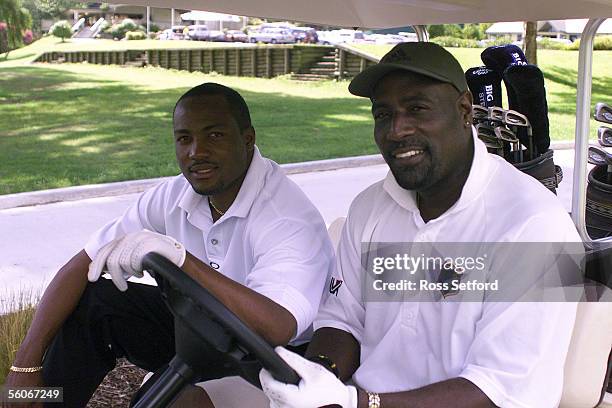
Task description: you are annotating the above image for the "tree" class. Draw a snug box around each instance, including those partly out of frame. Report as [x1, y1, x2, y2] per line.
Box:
[524, 21, 537, 65]
[21, 0, 78, 33]
[49, 19, 71, 42]
[0, 0, 32, 56]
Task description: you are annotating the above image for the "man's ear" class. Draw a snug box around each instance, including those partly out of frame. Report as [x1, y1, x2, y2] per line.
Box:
[457, 90, 473, 126]
[243, 126, 256, 151]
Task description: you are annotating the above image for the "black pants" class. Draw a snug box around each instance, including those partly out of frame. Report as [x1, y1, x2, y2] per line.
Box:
[42, 279, 176, 407]
[42, 279, 308, 407]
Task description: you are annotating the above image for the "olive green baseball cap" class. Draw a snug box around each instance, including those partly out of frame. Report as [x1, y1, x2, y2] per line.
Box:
[348, 42, 468, 97]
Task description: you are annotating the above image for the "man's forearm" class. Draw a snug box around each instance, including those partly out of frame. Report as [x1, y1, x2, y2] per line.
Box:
[13, 250, 91, 367]
[181, 253, 297, 346]
[305, 327, 361, 381]
[357, 378, 496, 408]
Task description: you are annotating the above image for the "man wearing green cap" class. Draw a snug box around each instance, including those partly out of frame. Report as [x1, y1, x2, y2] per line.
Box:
[258, 42, 580, 408]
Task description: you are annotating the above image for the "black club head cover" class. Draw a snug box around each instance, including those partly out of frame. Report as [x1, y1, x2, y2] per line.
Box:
[465, 66, 503, 108]
[481, 44, 528, 73]
[480, 44, 528, 123]
[503, 64, 550, 155]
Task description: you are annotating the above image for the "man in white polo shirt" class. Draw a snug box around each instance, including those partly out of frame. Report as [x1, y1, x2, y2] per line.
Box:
[6, 83, 334, 407]
[259, 43, 580, 408]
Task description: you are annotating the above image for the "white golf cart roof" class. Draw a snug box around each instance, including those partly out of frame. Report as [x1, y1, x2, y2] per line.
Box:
[118, 0, 611, 249]
[116, 0, 611, 28]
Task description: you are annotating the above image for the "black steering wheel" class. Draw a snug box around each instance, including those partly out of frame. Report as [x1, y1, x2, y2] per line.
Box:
[132, 252, 300, 408]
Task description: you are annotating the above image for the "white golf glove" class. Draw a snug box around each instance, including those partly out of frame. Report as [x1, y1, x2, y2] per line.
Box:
[259, 346, 358, 408]
[88, 230, 186, 291]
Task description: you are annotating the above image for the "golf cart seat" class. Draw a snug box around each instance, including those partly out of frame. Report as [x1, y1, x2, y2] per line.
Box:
[560, 246, 612, 407]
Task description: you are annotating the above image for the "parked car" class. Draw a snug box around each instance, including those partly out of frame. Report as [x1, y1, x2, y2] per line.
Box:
[366, 33, 408, 44]
[248, 27, 296, 44]
[224, 30, 248, 42]
[208, 30, 226, 42]
[317, 29, 371, 45]
[291, 27, 318, 43]
[186, 24, 209, 41]
[158, 25, 186, 40]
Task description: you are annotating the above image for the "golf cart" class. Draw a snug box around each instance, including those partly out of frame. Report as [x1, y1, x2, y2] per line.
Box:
[101, 0, 612, 406]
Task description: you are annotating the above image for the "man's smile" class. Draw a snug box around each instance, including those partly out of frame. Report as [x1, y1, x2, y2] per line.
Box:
[188, 163, 219, 179]
[389, 146, 428, 166]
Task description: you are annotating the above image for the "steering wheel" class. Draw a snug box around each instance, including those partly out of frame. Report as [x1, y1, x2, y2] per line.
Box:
[132, 252, 300, 408]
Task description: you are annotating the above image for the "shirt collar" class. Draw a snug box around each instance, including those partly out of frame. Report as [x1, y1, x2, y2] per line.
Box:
[383, 127, 494, 219]
[178, 145, 269, 220]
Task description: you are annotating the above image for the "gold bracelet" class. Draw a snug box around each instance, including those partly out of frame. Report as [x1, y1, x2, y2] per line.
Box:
[367, 391, 381, 408]
[10, 365, 43, 373]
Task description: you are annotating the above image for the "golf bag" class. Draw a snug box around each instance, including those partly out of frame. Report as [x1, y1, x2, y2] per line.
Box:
[513, 148, 563, 194]
[586, 165, 612, 239]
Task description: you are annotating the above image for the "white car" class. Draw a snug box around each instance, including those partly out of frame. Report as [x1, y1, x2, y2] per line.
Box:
[187, 25, 210, 41]
[248, 27, 296, 44]
[317, 29, 371, 45]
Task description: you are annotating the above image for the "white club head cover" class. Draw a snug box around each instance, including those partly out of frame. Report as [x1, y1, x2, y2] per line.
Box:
[259, 346, 358, 408]
[88, 230, 186, 292]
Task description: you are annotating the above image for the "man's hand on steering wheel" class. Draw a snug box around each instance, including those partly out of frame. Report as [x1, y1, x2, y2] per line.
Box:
[88, 230, 187, 291]
[260, 346, 358, 408]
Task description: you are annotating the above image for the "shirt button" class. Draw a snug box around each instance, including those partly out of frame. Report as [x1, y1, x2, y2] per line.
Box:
[211, 238, 218, 245]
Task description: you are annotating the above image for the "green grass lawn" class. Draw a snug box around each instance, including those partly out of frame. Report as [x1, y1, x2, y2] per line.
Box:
[0, 39, 610, 194]
[0, 61, 376, 194]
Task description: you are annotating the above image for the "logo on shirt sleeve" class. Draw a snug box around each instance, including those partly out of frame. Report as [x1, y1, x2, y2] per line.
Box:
[329, 277, 343, 296]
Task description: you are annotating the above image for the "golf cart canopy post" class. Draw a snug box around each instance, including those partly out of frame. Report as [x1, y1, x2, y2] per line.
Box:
[110, 1, 611, 249]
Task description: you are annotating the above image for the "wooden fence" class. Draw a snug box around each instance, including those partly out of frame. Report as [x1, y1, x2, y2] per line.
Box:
[34, 44, 380, 79]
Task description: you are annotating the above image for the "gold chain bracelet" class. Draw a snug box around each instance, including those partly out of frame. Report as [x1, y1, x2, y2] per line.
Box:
[367, 391, 381, 408]
[10, 365, 43, 373]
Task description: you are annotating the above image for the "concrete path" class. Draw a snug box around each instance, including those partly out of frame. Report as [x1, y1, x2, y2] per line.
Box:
[0, 149, 577, 297]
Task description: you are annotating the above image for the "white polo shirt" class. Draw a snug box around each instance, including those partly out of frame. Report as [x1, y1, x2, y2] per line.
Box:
[314, 131, 580, 407]
[85, 147, 334, 343]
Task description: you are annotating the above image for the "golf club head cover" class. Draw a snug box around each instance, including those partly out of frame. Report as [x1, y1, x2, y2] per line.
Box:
[465, 66, 503, 108]
[481, 44, 528, 114]
[481, 44, 528, 73]
[503, 64, 550, 155]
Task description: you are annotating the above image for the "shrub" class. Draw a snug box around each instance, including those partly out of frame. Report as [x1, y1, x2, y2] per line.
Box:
[149, 23, 160, 33]
[567, 35, 612, 51]
[49, 20, 72, 42]
[125, 30, 146, 40]
[109, 18, 143, 40]
[99, 20, 111, 33]
[482, 36, 515, 47]
[536, 38, 569, 50]
[431, 36, 480, 48]
[22, 29, 33, 44]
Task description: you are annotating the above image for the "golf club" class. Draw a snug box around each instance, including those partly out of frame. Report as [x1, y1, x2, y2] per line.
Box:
[594, 102, 612, 124]
[598, 126, 612, 147]
[472, 105, 489, 122]
[502, 109, 533, 161]
[476, 123, 504, 156]
[495, 126, 522, 162]
[488, 106, 505, 122]
[588, 145, 612, 184]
